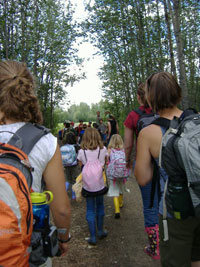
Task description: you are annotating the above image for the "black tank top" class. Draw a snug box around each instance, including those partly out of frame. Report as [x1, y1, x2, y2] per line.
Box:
[110, 119, 117, 136]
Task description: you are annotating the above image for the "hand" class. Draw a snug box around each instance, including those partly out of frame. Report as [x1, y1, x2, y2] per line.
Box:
[59, 242, 69, 257]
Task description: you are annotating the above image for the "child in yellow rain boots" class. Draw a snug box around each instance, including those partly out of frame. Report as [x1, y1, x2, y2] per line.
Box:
[113, 194, 124, 218]
[106, 134, 130, 218]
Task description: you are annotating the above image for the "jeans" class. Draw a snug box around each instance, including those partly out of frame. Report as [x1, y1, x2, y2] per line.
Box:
[139, 182, 159, 227]
[133, 160, 159, 227]
[86, 195, 105, 221]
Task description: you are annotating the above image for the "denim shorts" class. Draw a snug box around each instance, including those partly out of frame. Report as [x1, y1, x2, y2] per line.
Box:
[159, 215, 200, 267]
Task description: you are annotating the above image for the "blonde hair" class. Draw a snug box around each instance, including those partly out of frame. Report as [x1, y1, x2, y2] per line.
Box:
[81, 127, 104, 150]
[108, 134, 124, 149]
[0, 60, 43, 124]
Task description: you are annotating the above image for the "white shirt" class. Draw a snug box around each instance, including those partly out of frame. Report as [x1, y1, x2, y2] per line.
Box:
[0, 122, 57, 192]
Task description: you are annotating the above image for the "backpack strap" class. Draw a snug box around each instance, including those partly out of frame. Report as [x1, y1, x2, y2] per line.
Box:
[149, 158, 160, 208]
[84, 150, 87, 161]
[8, 123, 50, 155]
[134, 108, 146, 116]
[151, 117, 170, 128]
[84, 148, 101, 162]
[149, 117, 170, 209]
[97, 148, 101, 159]
[179, 108, 198, 121]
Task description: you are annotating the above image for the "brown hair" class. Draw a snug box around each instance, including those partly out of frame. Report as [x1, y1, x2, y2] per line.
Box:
[107, 134, 124, 149]
[145, 72, 182, 112]
[80, 127, 104, 150]
[0, 60, 43, 124]
[62, 131, 76, 145]
[137, 83, 149, 108]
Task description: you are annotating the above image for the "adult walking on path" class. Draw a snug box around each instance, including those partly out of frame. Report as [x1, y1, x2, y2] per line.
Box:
[134, 72, 200, 267]
[0, 60, 71, 266]
[106, 114, 119, 145]
[124, 83, 160, 260]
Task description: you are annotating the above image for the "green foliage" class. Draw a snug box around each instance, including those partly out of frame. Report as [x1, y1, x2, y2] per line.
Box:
[0, 0, 84, 129]
[1, 0, 199, 134]
[55, 101, 107, 124]
[84, 0, 200, 113]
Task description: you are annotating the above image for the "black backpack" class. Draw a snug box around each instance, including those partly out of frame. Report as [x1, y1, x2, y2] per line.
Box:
[134, 108, 159, 137]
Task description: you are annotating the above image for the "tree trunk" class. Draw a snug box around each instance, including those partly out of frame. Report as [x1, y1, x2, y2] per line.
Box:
[163, 0, 177, 78]
[168, 0, 188, 108]
[3, 0, 9, 59]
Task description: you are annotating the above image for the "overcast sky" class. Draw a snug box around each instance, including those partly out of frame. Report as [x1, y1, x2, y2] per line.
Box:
[65, 0, 103, 108]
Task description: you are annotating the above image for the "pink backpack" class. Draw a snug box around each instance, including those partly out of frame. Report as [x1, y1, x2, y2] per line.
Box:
[82, 149, 105, 192]
[106, 148, 130, 179]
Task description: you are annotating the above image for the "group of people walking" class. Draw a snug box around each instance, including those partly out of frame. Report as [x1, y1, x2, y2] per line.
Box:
[60, 112, 129, 247]
[0, 58, 199, 267]
[59, 111, 119, 146]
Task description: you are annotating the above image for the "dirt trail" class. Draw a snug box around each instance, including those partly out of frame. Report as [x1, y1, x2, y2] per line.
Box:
[53, 176, 162, 267]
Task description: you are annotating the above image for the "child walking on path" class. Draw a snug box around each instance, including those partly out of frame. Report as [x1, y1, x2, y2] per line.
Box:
[106, 134, 130, 219]
[60, 132, 80, 200]
[77, 127, 108, 245]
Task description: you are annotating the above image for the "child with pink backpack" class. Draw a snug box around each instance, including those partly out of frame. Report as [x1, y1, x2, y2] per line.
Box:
[77, 127, 108, 245]
[106, 134, 130, 219]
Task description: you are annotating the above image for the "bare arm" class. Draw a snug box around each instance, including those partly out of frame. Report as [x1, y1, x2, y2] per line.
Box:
[106, 148, 111, 165]
[107, 121, 111, 140]
[124, 126, 134, 169]
[116, 122, 119, 134]
[78, 159, 83, 169]
[43, 144, 71, 255]
[134, 129, 153, 186]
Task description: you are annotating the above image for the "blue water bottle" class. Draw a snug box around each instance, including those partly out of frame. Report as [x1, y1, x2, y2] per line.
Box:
[30, 191, 53, 230]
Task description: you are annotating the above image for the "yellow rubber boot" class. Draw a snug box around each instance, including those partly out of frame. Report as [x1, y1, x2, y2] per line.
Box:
[119, 194, 123, 208]
[113, 197, 120, 219]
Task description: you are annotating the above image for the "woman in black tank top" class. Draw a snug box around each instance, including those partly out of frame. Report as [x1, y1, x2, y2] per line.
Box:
[107, 114, 119, 145]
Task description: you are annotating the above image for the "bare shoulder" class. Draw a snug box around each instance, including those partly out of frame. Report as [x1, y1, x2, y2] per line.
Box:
[139, 124, 162, 139]
[139, 124, 162, 158]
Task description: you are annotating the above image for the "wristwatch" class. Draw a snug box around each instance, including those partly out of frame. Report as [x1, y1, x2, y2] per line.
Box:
[58, 233, 71, 243]
[57, 228, 67, 235]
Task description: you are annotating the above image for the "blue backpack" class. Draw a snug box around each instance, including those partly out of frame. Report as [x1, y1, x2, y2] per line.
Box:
[60, 144, 77, 166]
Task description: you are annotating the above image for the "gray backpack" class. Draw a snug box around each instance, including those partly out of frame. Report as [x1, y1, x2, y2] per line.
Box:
[159, 109, 200, 225]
